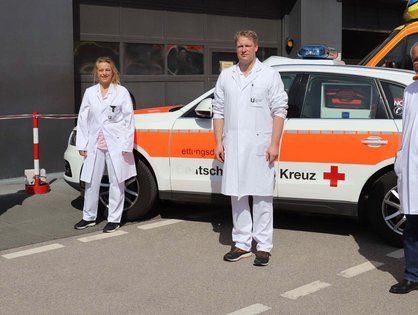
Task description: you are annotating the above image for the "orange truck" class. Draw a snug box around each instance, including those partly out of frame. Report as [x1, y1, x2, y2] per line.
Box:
[360, 0, 418, 70]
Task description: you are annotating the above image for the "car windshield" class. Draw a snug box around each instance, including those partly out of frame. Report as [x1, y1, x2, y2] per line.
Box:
[358, 29, 400, 65]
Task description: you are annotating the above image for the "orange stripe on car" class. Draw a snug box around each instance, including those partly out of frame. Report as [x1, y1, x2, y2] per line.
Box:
[135, 129, 216, 159]
[279, 130, 398, 164]
[134, 105, 182, 115]
[170, 130, 215, 158]
[135, 130, 171, 157]
[135, 129, 398, 165]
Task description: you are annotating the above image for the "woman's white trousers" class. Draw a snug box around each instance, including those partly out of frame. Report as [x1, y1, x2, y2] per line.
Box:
[83, 149, 125, 223]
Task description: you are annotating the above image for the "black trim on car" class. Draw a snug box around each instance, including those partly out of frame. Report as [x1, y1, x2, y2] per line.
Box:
[160, 191, 357, 217]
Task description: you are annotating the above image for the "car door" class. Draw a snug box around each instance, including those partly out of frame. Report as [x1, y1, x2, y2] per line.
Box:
[277, 73, 400, 212]
[169, 96, 220, 194]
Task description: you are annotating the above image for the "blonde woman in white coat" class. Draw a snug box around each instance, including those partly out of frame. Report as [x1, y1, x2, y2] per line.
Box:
[74, 57, 137, 233]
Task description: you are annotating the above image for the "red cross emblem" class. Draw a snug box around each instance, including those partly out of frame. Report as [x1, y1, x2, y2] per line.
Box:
[323, 166, 345, 187]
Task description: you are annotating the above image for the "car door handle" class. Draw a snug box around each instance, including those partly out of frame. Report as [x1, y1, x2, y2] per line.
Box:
[361, 136, 388, 147]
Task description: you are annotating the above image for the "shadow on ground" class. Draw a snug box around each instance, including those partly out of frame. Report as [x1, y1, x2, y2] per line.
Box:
[0, 190, 33, 216]
[154, 201, 403, 283]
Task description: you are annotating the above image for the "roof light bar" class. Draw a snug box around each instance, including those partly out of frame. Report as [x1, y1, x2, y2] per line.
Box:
[297, 45, 338, 60]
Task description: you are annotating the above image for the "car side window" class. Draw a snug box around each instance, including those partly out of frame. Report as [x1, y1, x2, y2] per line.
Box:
[301, 74, 387, 119]
[377, 34, 418, 70]
[403, 34, 418, 70]
[380, 81, 404, 118]
[377, 39, 405, 69]
[280, 73, 297, 94]
[184, 72, 297, 119]
[279, 72, 301, 118]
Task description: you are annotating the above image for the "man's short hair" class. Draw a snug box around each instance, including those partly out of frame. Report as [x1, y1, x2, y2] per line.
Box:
[234, 30, 259, 46]
[410, 42, 418, 59]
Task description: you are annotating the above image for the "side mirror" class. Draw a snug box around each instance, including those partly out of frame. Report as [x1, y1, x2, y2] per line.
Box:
[195, 98, 213, 118]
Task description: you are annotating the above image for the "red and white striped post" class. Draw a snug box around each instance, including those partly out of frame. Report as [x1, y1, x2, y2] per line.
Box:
[25, 112, 49, 194]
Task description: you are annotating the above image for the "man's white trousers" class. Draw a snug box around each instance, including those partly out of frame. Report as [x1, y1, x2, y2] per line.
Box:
[83, 149, 125, 223]
[231, 195, 273, 252]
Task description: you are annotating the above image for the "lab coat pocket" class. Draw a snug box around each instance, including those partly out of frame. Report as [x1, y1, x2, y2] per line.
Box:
[251, 101, 268, 134]
[252, 86, 266, 105]
[255, 134, 269, 156]
[250, 102, 263, 108]
[107, 104, 122, 122]
[251, 86, 268, 133]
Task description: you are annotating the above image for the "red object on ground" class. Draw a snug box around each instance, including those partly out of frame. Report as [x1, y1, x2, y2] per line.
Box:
[25, 112, 50, 194]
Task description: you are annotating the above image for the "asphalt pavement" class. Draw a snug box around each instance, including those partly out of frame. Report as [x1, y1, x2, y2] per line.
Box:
[0, 173, 218, 251]
[3, 173, 418, 314]
[1, 182, 417, 314]
[0, 173, 114, 251]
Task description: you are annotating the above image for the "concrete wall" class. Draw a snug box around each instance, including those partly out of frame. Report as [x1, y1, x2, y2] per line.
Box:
[301, 0, 342, 51]
[77, 5, 281, 108]
[282, 0, 302, 58]
[282, 0, 342, 58]
[0, 0, 384, 181]
[0, 0, 75, 179]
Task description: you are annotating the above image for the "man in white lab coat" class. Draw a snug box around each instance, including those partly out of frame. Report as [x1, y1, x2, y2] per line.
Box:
[213, 30, 288, 266]
[390, 42, 418, 293]
[75, 57, 137, 233]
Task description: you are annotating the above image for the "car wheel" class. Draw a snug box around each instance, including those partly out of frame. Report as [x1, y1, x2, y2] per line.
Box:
[367, 170, 405, 246]
[99, 159, 157, 221]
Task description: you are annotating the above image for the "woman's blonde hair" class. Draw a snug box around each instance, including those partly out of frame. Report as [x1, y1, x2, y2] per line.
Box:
[93, 57, 120, 85]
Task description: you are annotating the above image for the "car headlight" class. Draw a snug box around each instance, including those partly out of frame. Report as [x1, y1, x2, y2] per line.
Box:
[69, 130, 77, 146]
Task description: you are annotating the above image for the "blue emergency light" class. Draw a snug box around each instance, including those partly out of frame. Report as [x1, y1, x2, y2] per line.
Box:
[297, 45, 338, 59]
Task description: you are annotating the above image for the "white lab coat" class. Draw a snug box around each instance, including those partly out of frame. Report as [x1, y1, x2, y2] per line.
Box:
[76, 83, 137, 184]
[395, 80, 418, 215]
[212, 59, 288, 197]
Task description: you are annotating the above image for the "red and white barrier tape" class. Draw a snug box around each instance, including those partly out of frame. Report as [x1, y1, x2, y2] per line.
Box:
[38, 114, 78, 119]
[0, 114, 33, 120]
[0, 112, 79, 194]
[0, 113, 78, 120]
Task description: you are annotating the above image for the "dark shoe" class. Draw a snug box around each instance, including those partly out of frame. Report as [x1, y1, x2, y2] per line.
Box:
[389, 279, 418, 294]
[223, 246, 251, 262]
[103, 222, 120, 233]
[74, 219, 96, 230]
[254, 251, 271, 266]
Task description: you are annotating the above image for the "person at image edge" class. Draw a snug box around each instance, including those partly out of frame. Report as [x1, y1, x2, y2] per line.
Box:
[390, 42, 418, 294]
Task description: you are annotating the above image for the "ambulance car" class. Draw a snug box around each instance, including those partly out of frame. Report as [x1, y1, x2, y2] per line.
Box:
[360, 0, 418, 70]
[64, 48, 413, 246]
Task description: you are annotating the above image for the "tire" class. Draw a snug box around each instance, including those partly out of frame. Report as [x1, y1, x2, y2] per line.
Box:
[367, 170, 405, 247]
[98, 158, 157, 221]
